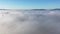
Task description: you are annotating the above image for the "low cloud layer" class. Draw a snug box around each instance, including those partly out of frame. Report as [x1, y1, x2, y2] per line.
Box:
[0, 10, 60, 34]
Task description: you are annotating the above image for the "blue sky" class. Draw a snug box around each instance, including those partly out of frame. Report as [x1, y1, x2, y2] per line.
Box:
[0, 0, 60, 9]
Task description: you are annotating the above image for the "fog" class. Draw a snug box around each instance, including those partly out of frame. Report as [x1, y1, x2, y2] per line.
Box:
[0, 10, 60, 34]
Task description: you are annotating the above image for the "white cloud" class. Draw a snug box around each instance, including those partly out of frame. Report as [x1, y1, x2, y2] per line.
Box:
[0, 10, 60, 34]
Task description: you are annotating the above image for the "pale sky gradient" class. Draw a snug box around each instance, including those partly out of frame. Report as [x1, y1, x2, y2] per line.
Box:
[0, 0, 60, 9]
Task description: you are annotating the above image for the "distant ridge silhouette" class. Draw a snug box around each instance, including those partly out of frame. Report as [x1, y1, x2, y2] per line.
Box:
[0, 8, 60, 11]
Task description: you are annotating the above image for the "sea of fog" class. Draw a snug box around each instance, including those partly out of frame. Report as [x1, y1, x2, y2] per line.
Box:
[0, 10, 60, 34]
